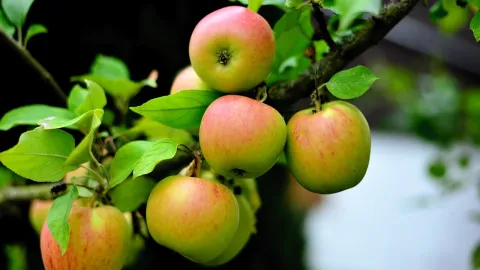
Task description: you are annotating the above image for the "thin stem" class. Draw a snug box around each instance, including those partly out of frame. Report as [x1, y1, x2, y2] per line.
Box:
[0, 29, 67, 101]
[17, 26, 22, 46]
[80, 164, 104, 185]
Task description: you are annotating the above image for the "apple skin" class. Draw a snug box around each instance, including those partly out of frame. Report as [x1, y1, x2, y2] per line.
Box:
[40, 205, 131, 270]
[285, 100, 371, 194]
[170, 65, 211, 95]
[29, 200, 53, 234]
[200, 95, 287, 179]
[203, 194, 256, 266]
[146, 175, 239, 263]
[189, 6, 276, 93]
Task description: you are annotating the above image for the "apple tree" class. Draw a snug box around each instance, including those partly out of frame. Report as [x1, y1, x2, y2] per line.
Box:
[0, 0, 479, 269]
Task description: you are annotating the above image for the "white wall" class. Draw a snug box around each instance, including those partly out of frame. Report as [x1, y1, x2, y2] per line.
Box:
[305, 132, 480, 270]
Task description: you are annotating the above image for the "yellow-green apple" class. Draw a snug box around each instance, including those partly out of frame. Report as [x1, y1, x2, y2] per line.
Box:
[40, 205, 131, 270]
[285, 100, 371, 194]
[29, 200, 53, 234]
[203, 194, 256, 266]
[189, 6, 276, 93]
[170, 65, 211, 94]
[236, 178, 261, 213]
[199, 95, 287, 179]
[146, 175, 239, 263]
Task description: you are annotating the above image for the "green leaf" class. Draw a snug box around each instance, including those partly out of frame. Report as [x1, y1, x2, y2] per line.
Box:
[38, 109, 103, 133]
[108, 176, 156, 212]
[472, 241, 480, 269]
[229, 0, 286, 9]
[0, 128, 76, 182]
[334, 0, 381, 31]
[24, 24, 47, 45]
[0, 9, 15, 36]
[130, 90, 223, 129]
[248, 0, 264, 12]
[267, 8, 313, 85]
[0, 165, 14, 189]
[108, 140, 154, 189]
[126, 117, 194, 145]
[458, 154, 470, 168]
[67, 85, 88, 114]
[1, 0, 35, 27]
[428, 160, 447, 178]
[64, 110, 103, 166]
[285, 0, 306, 9]
[325, 65, 378, 99]
[46, 185, 79, 255]
[71, 74, 157, 100]
[90, 54, 130, 79]
[72, 80, 107, 116]
[5, 244, 27, 270]
[429, 1, 449, 21]
[471, 11, 480, 41]
[0, 104, 76, 131]
[132, 139, 178, 179]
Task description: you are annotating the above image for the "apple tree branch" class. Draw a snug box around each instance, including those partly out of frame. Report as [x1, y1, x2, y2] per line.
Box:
[266, 0, 420, 108]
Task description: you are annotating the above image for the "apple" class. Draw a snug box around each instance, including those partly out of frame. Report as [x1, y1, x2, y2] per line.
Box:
[285, 100, 371, 194]
[199, 95, 287, 179]
[40, 204, 131, 270]
[235, 178, 261, 213]
[189, 6, 276, 93]
[203, 194, 256, 266]
[170, 65, 211, 95]
[146, 175, 239, 263]
[286, 172, 322, 211]
[29, 199, 53, 234]
[29, 199, 89, 235]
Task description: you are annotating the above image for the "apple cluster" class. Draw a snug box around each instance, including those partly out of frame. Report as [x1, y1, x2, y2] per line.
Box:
[145, 4, 371, 267]
[32, 5, 371, 269]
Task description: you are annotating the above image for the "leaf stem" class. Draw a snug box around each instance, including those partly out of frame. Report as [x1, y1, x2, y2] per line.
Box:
[0, 29, 67, 101]
[79, 164, 104, 185]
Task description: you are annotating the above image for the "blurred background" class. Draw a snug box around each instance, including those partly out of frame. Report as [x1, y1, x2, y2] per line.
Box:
[0, 0, 480, 269]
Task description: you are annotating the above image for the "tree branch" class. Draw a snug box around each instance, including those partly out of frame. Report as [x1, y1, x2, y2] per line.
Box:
[0, 29, 67, 101]
[266, 0, 420, 108]
[0, 183, 64, 205]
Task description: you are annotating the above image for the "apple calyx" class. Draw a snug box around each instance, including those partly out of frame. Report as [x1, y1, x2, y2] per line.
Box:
[217, 49, 232, 66]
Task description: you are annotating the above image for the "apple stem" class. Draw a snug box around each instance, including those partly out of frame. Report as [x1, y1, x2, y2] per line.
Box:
[192, 150, 204, 178]
[255, 84, 268, 103]
[311, 83, 326, 113]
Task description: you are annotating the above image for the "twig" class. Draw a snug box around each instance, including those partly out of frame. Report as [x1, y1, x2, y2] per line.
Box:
[0, 29, 67, 101]
[311, 4, 337, 52]
[266, 0, 420, 107]
[0, 183, 64, 205]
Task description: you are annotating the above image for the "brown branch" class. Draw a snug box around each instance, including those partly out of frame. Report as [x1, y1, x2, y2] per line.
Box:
[0, 29, 67, 101]
[266, 0, 420, 108]
[0, 182, 65, 205]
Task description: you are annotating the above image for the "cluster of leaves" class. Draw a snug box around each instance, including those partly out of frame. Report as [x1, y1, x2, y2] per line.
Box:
[429, 0, 480, 41]
[0, 0, 47, 47]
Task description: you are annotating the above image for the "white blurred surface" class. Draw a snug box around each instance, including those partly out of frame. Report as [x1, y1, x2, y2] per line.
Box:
[304, 132, 480, 270]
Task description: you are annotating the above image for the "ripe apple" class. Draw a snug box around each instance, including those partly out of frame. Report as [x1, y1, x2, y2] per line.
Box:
[170, 65, 211, 95]
[235, 178, 261, 213]
[29, 199, 89, 235]
[29, 199, 53, 234]
[199, 95, 287, 179]
[204, 194, 256, 266]
[285, 100, 371, 194]
[146, 175, 239, 263]
[189, 6, 276, 93]
[40, 204, 131, 270]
